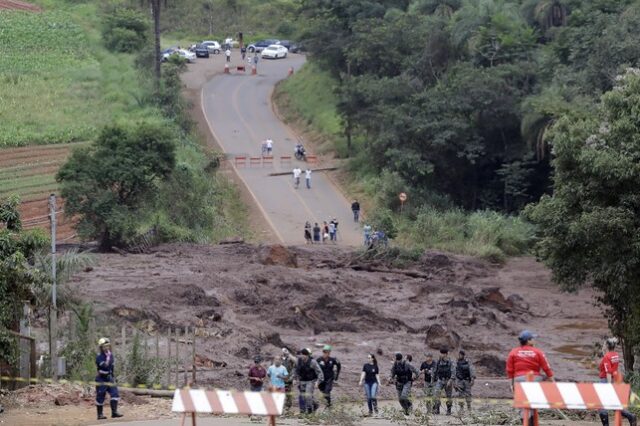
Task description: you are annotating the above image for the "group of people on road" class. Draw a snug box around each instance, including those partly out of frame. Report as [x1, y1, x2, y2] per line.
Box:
[292, 166, 312, 189]
[304, 219, 340, 243]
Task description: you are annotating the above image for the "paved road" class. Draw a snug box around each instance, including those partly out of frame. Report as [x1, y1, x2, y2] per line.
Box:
[201, 54, 362, 246]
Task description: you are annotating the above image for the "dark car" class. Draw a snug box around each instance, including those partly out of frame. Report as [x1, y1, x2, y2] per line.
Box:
[194, 43, 210, 58]
[247, 39, 279, 53]
[278, 40, 303, 53]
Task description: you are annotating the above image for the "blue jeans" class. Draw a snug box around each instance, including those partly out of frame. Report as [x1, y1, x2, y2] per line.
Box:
[364, 382, 378, 413]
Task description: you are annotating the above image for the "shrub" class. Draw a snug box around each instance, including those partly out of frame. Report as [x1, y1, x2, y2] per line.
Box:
[102, 8, 149, 53]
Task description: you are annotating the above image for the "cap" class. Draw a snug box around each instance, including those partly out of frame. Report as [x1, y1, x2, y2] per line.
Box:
[300, 348, 310, 356]
[322, 344, 332, 352]
[98, 337, 110, 346]
[519, 330, 537, 341]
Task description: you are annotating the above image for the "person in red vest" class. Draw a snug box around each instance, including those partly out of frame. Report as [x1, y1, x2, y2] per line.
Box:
[598, 338, 637, 426]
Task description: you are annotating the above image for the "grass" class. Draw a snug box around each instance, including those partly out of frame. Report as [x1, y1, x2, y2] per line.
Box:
[0, 4, 157, 147]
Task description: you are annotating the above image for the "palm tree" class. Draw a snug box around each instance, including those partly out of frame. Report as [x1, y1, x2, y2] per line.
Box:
[521, 0, 569, 32]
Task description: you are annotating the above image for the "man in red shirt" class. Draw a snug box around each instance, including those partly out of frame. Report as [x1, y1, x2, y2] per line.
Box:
[249, 356, 267, 392]
[506, 330, 554, 388]
[598, 338, 637, 426]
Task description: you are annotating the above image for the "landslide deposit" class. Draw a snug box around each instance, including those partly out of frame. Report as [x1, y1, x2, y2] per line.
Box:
[70, 243, 607, 400]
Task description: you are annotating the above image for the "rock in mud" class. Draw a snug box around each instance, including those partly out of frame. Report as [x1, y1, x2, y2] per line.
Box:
[474, 354, 505, 376]
[258, 245, 298, 267]
[475, 287, 514, 313]
[424, 324, 461, 350]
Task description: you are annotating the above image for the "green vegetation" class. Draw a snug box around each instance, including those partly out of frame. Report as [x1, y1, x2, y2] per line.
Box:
[0, 6, 158, 147]
[525, 70, 640, 372]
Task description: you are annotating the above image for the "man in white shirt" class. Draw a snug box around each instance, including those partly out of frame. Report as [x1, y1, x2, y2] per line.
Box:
[293, 167, 302, 189]
[225, 48, 231, 62]
[305, 169, 312, 189]
[266, 139, 273, 155]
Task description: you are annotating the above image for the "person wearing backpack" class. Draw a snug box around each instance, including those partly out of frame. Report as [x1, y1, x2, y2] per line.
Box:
[389, 352, 418, 415]
[294, 348, 324, 415]
[454, 350, 476, 411]
[432, 347, 454, 415]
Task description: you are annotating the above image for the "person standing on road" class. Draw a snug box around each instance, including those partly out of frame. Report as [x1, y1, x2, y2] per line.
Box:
[292, 167, 302, 189]
[454, 350, 476, 411]
[266, 138, 273, 156]
[328, 221, 336, 243]
[95, 338, 123, 420]
[389, 352, 418, 415]
[261, 140, 267, 157]
[249, 356, 267, 392]
[225, 48, 231, 62]
[359, 354, 381, 416]
[420, 353, 436, 413]
[351, 200, 361, 222]
[363, 223, 372, 246]
[598, 338, 637, 426]
[305, 168, 312, 189]
[267, 356, 289, 393]
[294, 348, 324, 415]
[304, 221, 312, 244]
[312, 222, 321, 243]
[281, 348, 297, 413]
[322, 221, 329, 243]
[330, 218, 339, 241]
[317, 345, 341, 409]
[241, 46, 247, 60]
[433, 347, 454, 416]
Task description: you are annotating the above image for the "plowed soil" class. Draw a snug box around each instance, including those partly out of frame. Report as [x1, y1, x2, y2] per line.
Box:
[68, 243, 607, 401]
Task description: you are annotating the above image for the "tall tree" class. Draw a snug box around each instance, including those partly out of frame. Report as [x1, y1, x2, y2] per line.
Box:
[525, 69, 640, 370]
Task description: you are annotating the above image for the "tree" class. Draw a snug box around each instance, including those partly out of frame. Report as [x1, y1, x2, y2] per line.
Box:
[525, 69, 640, 371]
[102, 8, 149, 53]
[57, 122, 176, 250]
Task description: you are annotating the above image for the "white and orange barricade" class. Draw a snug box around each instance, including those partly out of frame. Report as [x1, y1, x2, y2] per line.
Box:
[172, 388, 285, 425]
[514, 381, 631, 426]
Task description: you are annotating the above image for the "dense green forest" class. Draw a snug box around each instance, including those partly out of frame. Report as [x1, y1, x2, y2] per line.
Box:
[297, 0, 640, 214]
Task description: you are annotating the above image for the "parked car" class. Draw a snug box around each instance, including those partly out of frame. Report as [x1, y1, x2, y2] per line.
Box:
[202, 40, 221, 54]
[163, 49, 196, 63]
[277, 40, 304, 54]
[194, 43, 210, 58]
[261, 44, 288, 59]
[247, 39, 279, 53]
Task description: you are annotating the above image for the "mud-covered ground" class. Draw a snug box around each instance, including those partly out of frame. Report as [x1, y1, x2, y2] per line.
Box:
[67, 243, 606, 400]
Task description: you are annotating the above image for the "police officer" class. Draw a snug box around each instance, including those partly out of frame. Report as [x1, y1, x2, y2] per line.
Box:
[432, 347, 454, 415]
[598, 338, 637, 426]
[95, 338, 123, 420]
[454, 350, 476, 411]
[419, 353, 436, 412]
[389, 352, 419, 415]
[294, 348, 324, 415]
[281, 348, 297, 413]
[317, 345, 341, 408]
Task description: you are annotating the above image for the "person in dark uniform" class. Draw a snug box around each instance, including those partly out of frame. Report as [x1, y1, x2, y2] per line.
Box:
[433, 347, 454, 415]
[317, 345, 341, 408]
[281, 348, 297, 413]
[420, 353, 436, 413]
[389, 352, 419, 415]
[294, 348, 324, 414]
[95, 338, 123, 420]
[454, 350, 476, 411]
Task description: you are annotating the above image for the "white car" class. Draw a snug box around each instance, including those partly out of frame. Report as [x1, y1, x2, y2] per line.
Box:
[261, 44, 288, 59]
[164, 49, 196, 63]
[202, 40, 221, 54]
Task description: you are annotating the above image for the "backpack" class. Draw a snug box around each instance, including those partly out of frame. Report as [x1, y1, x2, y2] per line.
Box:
[394, 361, 411, 384]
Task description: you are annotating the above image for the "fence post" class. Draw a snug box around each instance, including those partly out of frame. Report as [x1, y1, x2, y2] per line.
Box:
[121, 325, 127, 381]
[174, 327, 179, 387]
[191, 328, 196, 386]
[167, 328, 172, 388]
[183, 327, 188, 387]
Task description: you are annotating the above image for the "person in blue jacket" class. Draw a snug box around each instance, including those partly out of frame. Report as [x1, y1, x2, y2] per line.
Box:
[95, 337, 123, 420]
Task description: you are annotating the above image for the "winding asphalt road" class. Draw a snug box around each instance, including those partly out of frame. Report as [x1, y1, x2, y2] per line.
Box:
[200, 54, 362, 246]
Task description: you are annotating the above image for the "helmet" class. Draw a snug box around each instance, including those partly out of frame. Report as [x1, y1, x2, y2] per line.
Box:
[322, 344, 332, 352]
[98, 337, 110, 346]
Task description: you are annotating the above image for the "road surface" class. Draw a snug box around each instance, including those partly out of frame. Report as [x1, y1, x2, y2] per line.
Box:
[201, 54, 362, 246]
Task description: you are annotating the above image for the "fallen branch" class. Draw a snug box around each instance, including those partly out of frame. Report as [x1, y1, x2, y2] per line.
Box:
[268, 167, 338, 177]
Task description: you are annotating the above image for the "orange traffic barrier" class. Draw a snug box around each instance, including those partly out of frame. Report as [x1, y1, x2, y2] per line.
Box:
[249, 157, 262, 167]
[234, 156, 247, 167]
[262, 156, 274, 167]
[237, 65, 246, 73]
[306, 155, 317, 164]
[280, 156, 292, 166]
[224, 63, 230, 74]
[288, 67, 294, 76]
[251, 65, 257, 75]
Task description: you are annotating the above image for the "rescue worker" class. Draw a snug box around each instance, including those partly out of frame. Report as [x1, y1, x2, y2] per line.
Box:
[294, 348, 324, 415]
[281, 348, 297, 413]
[389, 352, 419, 415]
[95, 338, 123, 420]
[598, 338, 637, 426]
[419, 353, 436, 413]
[454, 350, 476, 411]
[433, 347, 454, 415]
[317, 345, 341, 408]
[506, 330, 554, 425]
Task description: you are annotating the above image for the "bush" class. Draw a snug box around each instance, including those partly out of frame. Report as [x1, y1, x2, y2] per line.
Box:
[367, 207, 397, 239]
[102, 8, 149, 53]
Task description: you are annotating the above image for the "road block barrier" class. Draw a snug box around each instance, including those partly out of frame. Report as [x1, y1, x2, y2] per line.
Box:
[224, 63, 230, 74]
[252, 65, 257, 75]
[306, 155, 317, 164]
[249, 157, 262, 167]
[262, 156, 274, 167]
[280, 156, 292, 166]
[237, 65, 246, 73]
[234, 156, 247, 167]
[172, 388, 284, 426]
[513, 381, 631, 426]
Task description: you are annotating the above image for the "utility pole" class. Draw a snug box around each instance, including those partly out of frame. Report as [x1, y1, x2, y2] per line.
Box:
[48, 194, 57, 380]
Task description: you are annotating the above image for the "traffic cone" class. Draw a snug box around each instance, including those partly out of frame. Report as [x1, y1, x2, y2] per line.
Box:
[288, 66, 294, 76]
[251, 65, 257, 75]
[224, 63, 230, 74]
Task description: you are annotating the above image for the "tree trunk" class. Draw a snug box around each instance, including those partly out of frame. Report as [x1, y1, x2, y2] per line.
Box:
[622, 337, 635, 373]
[152, 0, 161, 89]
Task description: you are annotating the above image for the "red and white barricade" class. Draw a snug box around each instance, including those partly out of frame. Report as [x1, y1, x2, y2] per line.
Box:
[514, 381, 631, 426]
[172, 388, 284, 425]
